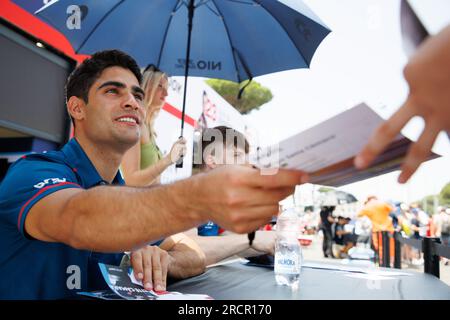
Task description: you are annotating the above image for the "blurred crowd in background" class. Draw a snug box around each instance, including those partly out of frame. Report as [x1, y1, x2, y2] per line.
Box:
[280, 195, 450, 266]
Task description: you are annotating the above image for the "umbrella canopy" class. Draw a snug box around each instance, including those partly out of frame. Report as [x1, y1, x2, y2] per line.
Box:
[16, 0, 331, 82]
[318, 189, 358, 206]
[14, 0, 330, 166]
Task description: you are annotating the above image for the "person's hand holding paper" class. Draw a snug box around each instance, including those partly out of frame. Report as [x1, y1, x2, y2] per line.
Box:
[253, 103, 437, 187]
[355, 25, 450, 183]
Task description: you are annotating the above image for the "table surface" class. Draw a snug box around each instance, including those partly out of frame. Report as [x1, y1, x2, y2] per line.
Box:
[168, 260, 450, 300]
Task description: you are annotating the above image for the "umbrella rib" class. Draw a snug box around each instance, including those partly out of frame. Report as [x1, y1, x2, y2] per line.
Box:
[76, 0, 126, 53]
[257, 1, 311, 68]
[204, 3, 220, 16]
[234, 49, 253, 84]
[211, 0, 248, 83]
[174, 0, 185, 12]
[225, 0, 254, 5]
[156, 1, 181, 67]
[196, 0, 212, 7]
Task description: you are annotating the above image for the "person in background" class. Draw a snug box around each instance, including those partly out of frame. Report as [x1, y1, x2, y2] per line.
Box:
[333, 216, 355, 258]
[411, 203, 430, 238]
[185, 126, 277, 266]
[409, 207, 426, 266]
[389, 201, 402, 231]
[354, 215, 372, 247]
[434, 206, 450, 245]
[355, 24, 450, 183]
[357, 196, 394, 265]
[440, 208, 450, 265]
[429, 206, 450, 266]
[397, 203, 416, 265]
[319, 206, 336, 258]
[121, 64, 186, 186]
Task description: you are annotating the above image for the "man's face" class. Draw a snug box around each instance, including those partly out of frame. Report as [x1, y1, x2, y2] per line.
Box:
[79, 66, 145, 149]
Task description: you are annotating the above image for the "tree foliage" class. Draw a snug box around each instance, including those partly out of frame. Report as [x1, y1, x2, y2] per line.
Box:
[421, 194, 437, 213]
[439, 182, 450, 205]
[415, 182, 450, 214]
[318, 187, 334, 193]
[205, 78, 273, 114]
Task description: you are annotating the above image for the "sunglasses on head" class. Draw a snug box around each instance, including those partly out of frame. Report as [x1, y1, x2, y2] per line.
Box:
[144, 63, 161, 73]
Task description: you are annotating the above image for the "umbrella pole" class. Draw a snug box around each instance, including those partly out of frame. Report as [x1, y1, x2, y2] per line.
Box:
[176, 0, 195, 168]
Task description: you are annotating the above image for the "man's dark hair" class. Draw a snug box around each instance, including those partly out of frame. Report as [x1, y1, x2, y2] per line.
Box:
[196, 126, 249, 168]
[65, 49, 142, 104]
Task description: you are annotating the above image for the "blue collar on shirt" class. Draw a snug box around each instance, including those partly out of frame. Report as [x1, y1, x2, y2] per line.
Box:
[61, 138, 124, 187]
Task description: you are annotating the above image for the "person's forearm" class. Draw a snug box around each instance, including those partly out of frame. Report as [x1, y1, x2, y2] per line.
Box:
[161, 234, 206, 279]
[168, 248, 206, 279]
[64, 181, 204, 252]
[191, 234, 249, 266]
[124, 157, 172, 187]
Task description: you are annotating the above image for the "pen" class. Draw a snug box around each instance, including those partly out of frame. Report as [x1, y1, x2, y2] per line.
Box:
[248, 231, 255, 246]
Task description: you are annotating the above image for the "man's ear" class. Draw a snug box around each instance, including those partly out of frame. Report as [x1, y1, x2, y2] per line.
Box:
[205, 154, 217, 169]
[67, 96, 86, 122]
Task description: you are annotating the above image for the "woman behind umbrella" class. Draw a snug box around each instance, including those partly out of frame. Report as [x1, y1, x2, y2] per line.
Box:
[121, 65, 186, 186]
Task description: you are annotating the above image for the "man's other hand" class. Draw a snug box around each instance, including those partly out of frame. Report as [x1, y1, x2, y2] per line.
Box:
[130, 245, 171, 291]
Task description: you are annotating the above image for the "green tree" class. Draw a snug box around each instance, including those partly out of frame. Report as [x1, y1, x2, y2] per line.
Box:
[416, 182, 450, 213]
[439, 182, 450, 205]
[318, 187, 334, 193]
[205, 79, 273, 114]
[420, 194, 437, 213]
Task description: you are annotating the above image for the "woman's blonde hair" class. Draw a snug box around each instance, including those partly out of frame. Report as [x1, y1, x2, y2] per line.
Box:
[141, 64, 168, 139]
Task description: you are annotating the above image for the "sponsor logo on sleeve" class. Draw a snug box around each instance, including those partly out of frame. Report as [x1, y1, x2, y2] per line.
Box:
[34, 178, 67, 189]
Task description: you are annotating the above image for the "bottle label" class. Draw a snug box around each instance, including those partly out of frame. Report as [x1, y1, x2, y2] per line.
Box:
[274, 252, 300, 274]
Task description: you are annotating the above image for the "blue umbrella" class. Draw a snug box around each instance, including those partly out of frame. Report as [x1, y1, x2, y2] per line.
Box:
[14, 0, 330, 166]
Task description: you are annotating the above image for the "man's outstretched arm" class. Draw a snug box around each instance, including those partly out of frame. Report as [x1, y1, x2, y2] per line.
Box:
[25, 166, 307, 252]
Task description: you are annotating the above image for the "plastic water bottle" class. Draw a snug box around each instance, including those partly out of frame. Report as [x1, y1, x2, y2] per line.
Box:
[274, 207, 302, 288]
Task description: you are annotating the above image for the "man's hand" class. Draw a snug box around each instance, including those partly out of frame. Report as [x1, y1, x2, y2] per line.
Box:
[130, 245, 171, 291]
[187, 166, 309, 234]
[355, 25, 450, 183]
[250, 230, 276, 255]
